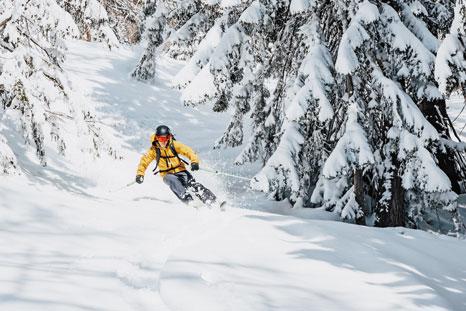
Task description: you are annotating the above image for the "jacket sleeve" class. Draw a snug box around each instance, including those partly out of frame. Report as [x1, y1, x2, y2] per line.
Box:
[137, 148, 156, 176]
[174, 141, 199, 164]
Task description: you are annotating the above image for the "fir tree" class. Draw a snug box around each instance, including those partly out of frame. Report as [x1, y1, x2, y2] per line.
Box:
[57, 0, 120, 47]
[312, 0, 462, 232]
[0, 0, 118, 173]
[252, 18, 337, 205]
[435, 0, 466, 97]
[100, 0, 143, 43]
[132, 0, 217, 80]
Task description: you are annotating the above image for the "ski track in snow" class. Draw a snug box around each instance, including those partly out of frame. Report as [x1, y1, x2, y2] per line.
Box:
[1, 40, 466, 311]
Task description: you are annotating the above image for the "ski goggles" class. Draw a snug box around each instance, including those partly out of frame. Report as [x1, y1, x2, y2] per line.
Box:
[156, 134, 170, 143]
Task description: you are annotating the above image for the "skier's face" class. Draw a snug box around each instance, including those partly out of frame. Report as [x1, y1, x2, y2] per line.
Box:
[157, 135, 170, 148]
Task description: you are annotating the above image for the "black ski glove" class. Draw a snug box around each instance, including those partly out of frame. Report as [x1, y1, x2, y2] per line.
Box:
[191, 163, 199, 171]
[136, 175, 144, 184]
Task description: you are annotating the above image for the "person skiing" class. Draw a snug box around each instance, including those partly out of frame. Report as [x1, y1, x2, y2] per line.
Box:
[135, 125, 218, 206]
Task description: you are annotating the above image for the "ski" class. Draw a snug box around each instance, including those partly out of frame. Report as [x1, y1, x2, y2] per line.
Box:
[218, 200, 227, 211]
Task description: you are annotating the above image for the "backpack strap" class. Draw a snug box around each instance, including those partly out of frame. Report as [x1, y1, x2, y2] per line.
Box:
[152, 147, 162, 175]
[170, 143, 189, 165]
[152, 141, 189, 175]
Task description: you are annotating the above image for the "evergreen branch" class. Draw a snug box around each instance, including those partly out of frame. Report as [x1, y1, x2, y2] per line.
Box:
[45, 110, 109, 126]
[43, 72, 66, 94]
[0, 15, 14, 52]
[0, 41, 13, 53]
[440, 138, 466, 152]
[0, 15, 12, 31]
[44, 110, 73, 120]
[14, 25, 63, 70]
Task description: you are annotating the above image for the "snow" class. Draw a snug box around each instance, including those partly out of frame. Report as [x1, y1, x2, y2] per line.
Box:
[289, 0, 314, 15]
[161, 213, 466, 311]
[399, 131, 453, 193]
[220, 0, 243, 8]
[335, 22, 371, 74]
[209, 25, 244, 71]
[435, 1, 466, 96]
[435, 34, 460, 94]
[451, 0, 466, 36]
[252, 122, 303, 193]
[2, 39, 466, 311]
[353, 0, 380, 24]
[172, 21, 224, 88]
[372, 68, 439, 142]
[0, 133, 17, 174]
[239, 1, 266, 24]
[400, 2, 439, 53]
[85, 0, 109, 20]
[200, 0, 220, 5]
[410, 0, 428, 16]
[181, 65, 217, 104]
[381, 4, 435, 76]
[289, 43, 334, 122]
[322, 101, 375, 178]
[331, 0, 380, 74]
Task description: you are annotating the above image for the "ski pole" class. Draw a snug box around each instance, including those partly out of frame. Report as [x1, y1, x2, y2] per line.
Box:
[109, 181, 137, 193]
[200, 167, 252, 181]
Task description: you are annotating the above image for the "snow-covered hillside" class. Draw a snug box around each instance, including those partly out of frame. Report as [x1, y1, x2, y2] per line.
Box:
[1, 40, 466, 311]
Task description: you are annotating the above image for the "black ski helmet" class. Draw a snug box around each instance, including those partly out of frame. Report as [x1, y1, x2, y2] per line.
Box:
[155, 125, 171, 136]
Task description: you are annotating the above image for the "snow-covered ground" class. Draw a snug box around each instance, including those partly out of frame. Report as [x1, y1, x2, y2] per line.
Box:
[1, 40, 466, 311]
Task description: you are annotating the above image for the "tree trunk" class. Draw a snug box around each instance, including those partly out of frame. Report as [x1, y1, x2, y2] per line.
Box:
[375, 163, 404, 227]
[354, 168, 366, 225]
[389, 172, 404, 227]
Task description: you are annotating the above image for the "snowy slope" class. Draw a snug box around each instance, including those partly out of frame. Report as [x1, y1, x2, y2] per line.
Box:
[161, 214, 466, 311]
[1, 40, 466, 311]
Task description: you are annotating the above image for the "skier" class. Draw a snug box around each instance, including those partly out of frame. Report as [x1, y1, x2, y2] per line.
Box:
[135, 125, 218, 206]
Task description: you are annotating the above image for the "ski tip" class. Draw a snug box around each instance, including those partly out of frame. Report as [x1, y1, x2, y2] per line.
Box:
[219, 200, 227, 211]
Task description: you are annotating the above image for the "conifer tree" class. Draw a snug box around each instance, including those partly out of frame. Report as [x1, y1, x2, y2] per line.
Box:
[57, 0, 120, 47]
[311, 0, 462, 231]
[435, 0, 466, 97]
[0, 0, 118, 173]
[100, 0, 143, 43]
[133, 0, 217, 80]
[252, 17, 337, 206]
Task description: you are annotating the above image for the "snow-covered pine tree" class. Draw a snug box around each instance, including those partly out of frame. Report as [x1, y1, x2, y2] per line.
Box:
[179, 0, 308, 166]
[162, 2, 221, 60]
[132, 0, 218, 81]
[0, 0, 118, 173]
[392, 0, 466, 196]
[132, 0, 164, 80]
[229, 0, 306, 163]
[99, 0, 143, 43]
[312, 0, 462, 232]
[433, 1, 466, 234]
[57, 0, 120, 48]
[251, 17, 338, 206]
[436, 0, 466, 97]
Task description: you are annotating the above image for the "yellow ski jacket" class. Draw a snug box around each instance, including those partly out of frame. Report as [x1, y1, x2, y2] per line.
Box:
[136, 134, 199, 178]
